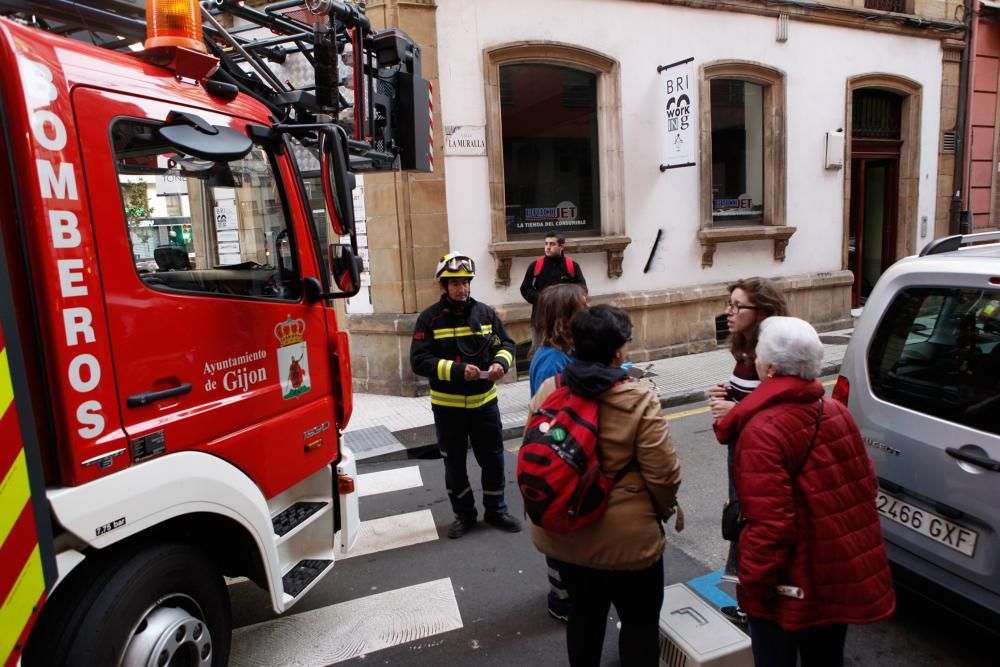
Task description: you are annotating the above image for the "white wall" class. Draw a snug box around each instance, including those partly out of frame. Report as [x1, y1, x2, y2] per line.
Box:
[435, 0, 943, 307]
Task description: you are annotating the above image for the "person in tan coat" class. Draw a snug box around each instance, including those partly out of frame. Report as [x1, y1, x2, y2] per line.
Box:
[528, 305, 683, 667]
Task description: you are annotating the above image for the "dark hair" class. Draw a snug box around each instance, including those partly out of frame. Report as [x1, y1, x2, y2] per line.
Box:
[544, 230, 566, 245]
[533, 284, 587, 354]
[571, 305, 632, 364]
[727, 276, 789, 364]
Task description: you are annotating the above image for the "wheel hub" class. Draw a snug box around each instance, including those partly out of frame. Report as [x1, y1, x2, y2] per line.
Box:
[121, 604, 213, 667]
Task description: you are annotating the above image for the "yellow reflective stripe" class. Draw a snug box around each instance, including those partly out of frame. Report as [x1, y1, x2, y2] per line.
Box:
[0, 545, 44, 662]
[436, 359, 455, 381]
[0, 347, 12, 417]
[433, 326, 491, 340]
[0, 449, 29, 546]
[430, 386, 498, 409]
[495, 350, 514, 366]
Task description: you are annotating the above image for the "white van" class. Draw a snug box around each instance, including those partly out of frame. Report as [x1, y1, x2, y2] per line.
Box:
[834, 231, 1000, 615]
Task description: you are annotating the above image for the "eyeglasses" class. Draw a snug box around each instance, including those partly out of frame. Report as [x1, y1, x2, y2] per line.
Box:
[725, 301, 759, 314]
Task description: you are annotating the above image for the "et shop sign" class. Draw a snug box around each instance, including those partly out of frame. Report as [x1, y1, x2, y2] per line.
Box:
[444, 125, 486, 156]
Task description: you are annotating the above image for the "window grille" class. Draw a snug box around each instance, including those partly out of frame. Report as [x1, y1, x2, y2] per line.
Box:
[865, 0, 908, 13]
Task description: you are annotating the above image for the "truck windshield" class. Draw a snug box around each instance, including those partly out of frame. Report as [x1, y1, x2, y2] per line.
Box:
[111, 119, 300, 300]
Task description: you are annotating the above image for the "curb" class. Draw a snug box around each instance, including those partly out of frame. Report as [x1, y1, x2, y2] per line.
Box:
[365, 361, 842, 464]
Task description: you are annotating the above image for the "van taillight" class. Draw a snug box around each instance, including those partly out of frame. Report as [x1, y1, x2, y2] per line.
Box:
[832, 376, 850, 404]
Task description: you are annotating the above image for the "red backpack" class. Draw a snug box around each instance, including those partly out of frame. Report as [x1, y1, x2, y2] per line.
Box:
[517, 376, 629, 533]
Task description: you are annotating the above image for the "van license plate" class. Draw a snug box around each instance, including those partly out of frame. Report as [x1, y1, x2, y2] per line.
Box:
[877, 491, 977, 557]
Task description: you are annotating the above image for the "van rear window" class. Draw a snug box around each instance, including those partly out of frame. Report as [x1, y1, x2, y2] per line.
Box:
[867, 288, 1000, 435]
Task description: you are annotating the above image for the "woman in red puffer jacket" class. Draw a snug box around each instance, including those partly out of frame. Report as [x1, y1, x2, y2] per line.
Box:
[713, 317, 894, 667]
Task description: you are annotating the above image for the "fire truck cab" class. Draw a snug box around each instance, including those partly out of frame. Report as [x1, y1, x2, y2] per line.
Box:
[0, 1, 430, 664]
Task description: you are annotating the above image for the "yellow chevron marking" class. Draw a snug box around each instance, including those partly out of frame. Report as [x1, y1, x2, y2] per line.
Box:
[0, 449, 30, 547]
[0, 545, 44, 662]
[0, 348, 13, 417]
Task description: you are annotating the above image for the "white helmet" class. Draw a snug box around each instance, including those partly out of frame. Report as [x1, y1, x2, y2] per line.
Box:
[435, 251, 476, 279]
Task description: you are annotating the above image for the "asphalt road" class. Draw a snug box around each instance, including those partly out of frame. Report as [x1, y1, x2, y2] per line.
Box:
[227, 393, 997, 666]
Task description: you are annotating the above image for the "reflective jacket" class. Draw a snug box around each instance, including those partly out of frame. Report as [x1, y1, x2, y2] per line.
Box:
[410, 295, 516, 409]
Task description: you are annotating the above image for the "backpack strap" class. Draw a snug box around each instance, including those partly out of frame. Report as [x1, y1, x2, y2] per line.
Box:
[564, 255, 575, 277]
[533, 256, 545, 277]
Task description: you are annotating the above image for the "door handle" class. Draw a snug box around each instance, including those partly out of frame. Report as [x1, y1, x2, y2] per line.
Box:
[945, 447, 1000, 472]
[127, 383, 192, 407]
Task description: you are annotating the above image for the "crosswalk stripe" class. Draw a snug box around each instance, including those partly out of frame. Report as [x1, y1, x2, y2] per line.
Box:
[358, 466, 423, 497]
[340, 509, 439, 560]
[230, 577, 463, 666]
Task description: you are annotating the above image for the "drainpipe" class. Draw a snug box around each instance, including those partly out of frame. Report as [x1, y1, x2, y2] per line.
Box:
[951, 1, 976, 235]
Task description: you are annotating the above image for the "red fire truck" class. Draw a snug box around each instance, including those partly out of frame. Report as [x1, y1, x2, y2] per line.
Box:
[0, 0, 431, 664]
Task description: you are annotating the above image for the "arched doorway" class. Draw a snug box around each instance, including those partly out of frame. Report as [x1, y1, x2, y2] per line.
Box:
[849, 89, 902, 305]
[844, 75, 921, 308]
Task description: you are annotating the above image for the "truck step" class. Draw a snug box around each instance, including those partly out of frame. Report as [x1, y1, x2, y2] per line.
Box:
[282, 559, 333, 598]
[272, 501, 328, 537]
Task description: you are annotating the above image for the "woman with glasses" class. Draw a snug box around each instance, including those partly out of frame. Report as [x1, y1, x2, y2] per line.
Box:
[708, 277, 788, 623]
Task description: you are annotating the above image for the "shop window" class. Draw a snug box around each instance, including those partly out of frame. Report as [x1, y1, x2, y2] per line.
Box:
[701, 63, 784, 229]
[711, 79, 764, 225]
[484, 43, 629, 285]
[500, 63, 600, 237]
[697, 62, 789, 267]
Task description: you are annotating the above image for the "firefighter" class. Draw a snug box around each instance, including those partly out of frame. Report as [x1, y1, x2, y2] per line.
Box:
[410, 252, 522, 538]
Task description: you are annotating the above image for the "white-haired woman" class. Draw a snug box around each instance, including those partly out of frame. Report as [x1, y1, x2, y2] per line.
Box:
[713, 317, 894, 667]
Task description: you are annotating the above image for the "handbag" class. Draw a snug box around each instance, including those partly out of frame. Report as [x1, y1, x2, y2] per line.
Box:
[720, 398, 825, 542]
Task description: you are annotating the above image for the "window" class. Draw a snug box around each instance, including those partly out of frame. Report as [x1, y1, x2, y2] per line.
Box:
[700, 62, 785, 230]
[500, 63, 600, 237]
[112, 120, 300, 300]
[868, 288, 1000, 435]
[711, 79, 764, 224]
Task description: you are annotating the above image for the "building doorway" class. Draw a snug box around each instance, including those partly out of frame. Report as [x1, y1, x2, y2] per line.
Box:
[848, 89, 903, 307]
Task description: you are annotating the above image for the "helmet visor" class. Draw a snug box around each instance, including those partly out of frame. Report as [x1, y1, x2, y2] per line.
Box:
[444, 257, 475, 274]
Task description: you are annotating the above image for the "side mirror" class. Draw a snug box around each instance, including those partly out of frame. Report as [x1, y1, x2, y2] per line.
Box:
[319, 125, 356, 236]
[305, 244, 363, 301]
[159, 111, 252, 162]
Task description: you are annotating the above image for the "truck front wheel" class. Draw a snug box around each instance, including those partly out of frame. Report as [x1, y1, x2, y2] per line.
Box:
[24, 542, 231, 667]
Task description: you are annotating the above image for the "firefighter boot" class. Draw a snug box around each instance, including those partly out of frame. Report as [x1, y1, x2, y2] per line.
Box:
[484, 511, 522, 532]
[447, 514, 477, 539]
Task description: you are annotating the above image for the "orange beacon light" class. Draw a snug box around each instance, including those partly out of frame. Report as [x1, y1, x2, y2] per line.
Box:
[145, 0, 206, 52]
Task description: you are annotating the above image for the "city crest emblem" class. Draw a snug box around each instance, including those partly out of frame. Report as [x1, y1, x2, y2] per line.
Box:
[274, 316, 311, 400]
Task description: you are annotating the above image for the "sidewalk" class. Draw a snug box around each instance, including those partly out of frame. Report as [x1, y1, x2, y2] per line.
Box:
[343, 330, 852, 462]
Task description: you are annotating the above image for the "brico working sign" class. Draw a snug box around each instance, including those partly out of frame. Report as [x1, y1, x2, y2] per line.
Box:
[659, 56, 696, 170]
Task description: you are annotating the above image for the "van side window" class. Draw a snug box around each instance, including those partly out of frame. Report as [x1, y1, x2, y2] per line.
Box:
[112, 120, 300, 301]
[868, 287, 1000, 436]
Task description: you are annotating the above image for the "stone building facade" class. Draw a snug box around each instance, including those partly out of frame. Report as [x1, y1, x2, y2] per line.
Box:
[351, 0, 966, 395]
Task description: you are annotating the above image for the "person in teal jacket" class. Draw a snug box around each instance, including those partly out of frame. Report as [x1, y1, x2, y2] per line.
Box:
[527, 282, 588, 621]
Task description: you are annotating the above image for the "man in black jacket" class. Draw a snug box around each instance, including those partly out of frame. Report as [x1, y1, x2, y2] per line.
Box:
[410, 252, 521, 538]
[520, 231, 588, 339]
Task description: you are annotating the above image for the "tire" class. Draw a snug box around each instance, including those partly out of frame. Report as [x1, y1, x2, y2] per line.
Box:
[23, 542, 231, 667]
